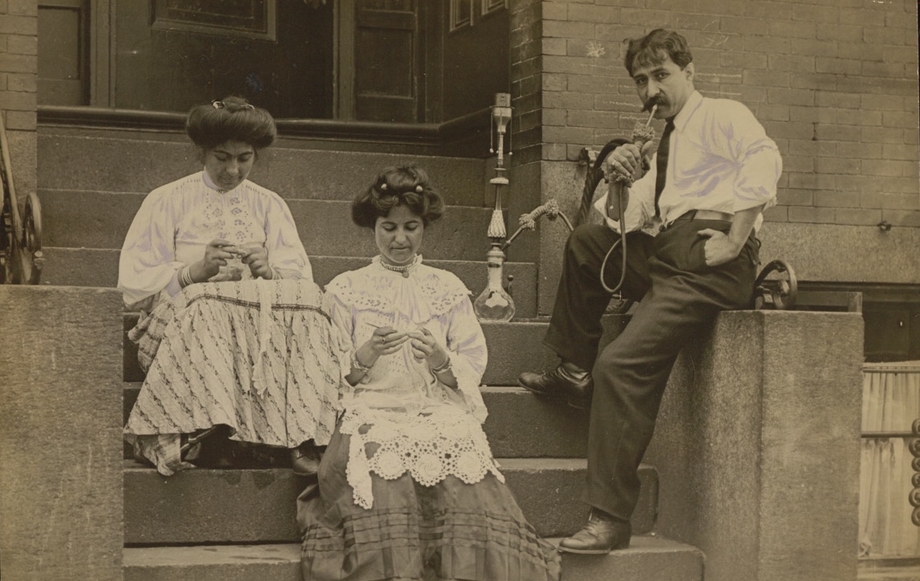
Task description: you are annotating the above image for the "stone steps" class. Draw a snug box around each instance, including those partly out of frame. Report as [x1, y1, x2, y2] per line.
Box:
[43, 249, 539, 318]
[37, 128, 504, 270]
[123, 536, 704, 581]
[36, 124, 707, 580]
[122, 315, 627, 386]
[39, 190, 496, 257]
[122, 383, 590, 459]
[123, 460, 659, 545]
[38, 129, 491, 206]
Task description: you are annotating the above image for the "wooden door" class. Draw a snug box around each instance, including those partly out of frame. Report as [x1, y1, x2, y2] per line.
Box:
[37, 0, 89, 106]
[351, 0, 421, 123]
[111, 0, 334, 118]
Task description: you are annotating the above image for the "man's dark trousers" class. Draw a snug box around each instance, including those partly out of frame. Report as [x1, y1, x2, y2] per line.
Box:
[544, 216, 759, 521]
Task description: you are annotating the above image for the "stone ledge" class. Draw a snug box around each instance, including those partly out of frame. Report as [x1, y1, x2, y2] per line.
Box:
[646, 310, 864, 581]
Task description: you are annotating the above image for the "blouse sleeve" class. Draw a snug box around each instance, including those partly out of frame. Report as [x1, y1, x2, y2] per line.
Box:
[441, 295, 490, 423]
[117, 186, 184, 309]
[263, 194, 312, 282]
[321, 278, 357, 396]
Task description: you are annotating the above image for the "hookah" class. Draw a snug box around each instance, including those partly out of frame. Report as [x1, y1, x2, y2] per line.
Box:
[473, 93, 516, 322]
[473, 93, 577, 322]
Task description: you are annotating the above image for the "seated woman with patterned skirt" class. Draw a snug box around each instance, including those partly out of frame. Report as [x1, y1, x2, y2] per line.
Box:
[119, 97, 339, 476]
[296, 165, 561, 581]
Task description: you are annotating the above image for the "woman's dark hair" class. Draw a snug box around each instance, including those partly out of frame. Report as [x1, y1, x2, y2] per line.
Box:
[185, 96, 277, 152]
[352, 165, 445, 228]
[624, 29, 693, 77]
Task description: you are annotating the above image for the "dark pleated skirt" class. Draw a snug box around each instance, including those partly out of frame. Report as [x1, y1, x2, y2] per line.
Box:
[297, 426, 561, 581]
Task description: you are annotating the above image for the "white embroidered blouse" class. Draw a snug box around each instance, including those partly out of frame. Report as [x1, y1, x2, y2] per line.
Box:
[117, 171, 312, 310]
[323, 256, 503, 509]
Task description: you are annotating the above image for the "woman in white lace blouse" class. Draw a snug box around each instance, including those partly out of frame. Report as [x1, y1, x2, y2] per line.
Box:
[118, 96, 311, 311]
[296, 165, 560, 581]
[119, 97, 337, 477]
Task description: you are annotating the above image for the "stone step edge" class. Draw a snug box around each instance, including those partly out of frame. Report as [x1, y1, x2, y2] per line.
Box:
[122, 381, 536, 391]
[123, 457, 603, 471]
[37, 187, 493, 209]
[123, 535, 702, 566]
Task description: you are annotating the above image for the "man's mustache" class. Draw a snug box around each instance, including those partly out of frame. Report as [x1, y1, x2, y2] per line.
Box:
[642, 96, 665, 112]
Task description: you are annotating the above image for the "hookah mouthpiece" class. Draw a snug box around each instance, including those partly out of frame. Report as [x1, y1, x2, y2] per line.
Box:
[631, 104, 658, 147]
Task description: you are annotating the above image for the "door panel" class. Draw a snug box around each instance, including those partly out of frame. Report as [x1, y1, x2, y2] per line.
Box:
[440, 2, 509, 121]
[38, 0, 88, 106]
[113, 0, 333, 118]
[353, 0, 418, 122]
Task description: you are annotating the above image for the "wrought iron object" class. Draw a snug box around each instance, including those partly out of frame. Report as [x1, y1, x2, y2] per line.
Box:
[0, 110, 43, 284]
[751, 260, 798, 310]
[911, 419, 920, 526]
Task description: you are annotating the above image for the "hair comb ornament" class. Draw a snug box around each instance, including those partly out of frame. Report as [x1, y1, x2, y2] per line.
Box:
[415, 185, 423, 193]
[379, 183, 388, 191]
[211, 100, 224, 109]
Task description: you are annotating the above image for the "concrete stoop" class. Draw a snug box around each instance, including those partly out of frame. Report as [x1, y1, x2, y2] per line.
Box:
[123, 460, 658, 544]
[123, 537, 704, 581]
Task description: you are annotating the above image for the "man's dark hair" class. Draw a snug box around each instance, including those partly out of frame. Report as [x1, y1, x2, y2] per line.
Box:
[624, 29, 693, 77]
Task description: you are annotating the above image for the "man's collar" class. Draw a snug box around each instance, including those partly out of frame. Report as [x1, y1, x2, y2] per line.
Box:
[672, 90, 703, 131]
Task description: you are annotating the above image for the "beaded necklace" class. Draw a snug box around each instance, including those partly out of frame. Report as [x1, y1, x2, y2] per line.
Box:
[379, 255, 418, 278]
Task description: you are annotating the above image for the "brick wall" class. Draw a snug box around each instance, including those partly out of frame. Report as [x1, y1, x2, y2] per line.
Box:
[515, 0, 919, 231]
[510, 0, 544, 166]
[0, 0, 37, 199]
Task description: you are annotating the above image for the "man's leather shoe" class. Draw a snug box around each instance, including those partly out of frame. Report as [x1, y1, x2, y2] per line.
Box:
[558, 509, 631, 554]
[518, 366, 593, 409]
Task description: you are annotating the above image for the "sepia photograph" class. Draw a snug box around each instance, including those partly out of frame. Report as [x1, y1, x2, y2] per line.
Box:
[1, 1, 918, 580]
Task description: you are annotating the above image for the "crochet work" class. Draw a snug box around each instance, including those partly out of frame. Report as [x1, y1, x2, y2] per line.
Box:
[341, 407, 504, 510]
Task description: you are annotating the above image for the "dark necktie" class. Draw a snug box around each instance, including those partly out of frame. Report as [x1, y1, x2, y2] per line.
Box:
[654, 118, 675, 218]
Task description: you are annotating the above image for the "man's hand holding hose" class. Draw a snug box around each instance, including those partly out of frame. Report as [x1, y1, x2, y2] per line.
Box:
[596, 105, 658, 294]
[602, 103, 659, 220]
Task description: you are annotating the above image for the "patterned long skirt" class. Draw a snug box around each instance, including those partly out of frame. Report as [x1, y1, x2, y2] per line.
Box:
[124, 279, 343, 475]
[297, 426, 562, 581]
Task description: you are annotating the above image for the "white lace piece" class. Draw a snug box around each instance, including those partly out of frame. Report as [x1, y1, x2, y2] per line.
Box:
[322, 259, 493, 508]
[341, 406, 504, 510]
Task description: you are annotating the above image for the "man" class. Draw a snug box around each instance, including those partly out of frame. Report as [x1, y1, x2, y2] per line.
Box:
[519, 29, 782, 554]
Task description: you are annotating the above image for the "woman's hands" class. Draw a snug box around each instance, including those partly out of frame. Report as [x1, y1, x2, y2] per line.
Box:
[352, 326, 449, 371]
[188, 239, 238, 282]
[354, 326, 409, 370]
[186, 239, 272, 284]
[348, 326, 458, 389]
[407, 328, 449, 370]
[241, 244, 272, 279]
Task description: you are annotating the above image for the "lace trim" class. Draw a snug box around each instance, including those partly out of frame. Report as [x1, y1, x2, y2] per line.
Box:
[341, 407, 504, 510]
[324, 257, 471, 321]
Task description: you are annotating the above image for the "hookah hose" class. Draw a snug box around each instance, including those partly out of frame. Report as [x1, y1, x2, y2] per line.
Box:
[599, 104, 658, 295]
[599, 182, 629, 294]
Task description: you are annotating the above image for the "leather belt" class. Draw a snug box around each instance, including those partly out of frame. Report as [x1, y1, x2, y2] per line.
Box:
[667, 209, 733, 228]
